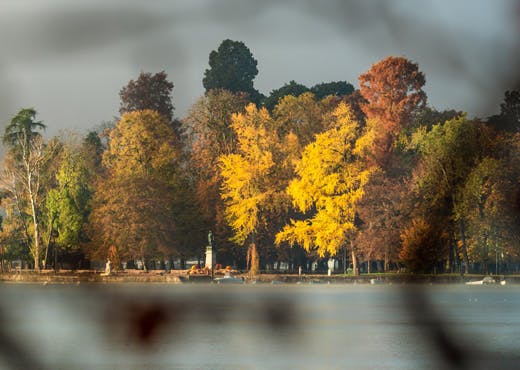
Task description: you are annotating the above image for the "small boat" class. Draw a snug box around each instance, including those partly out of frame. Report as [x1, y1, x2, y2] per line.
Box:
[213, 275, 244, 284]
[465, 276, 499, 285]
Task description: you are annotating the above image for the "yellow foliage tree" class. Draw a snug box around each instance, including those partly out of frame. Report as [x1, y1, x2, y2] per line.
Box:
[276, 103, 374, 257]
[220, 104, 281, 244]
[219, 104, 295, 270]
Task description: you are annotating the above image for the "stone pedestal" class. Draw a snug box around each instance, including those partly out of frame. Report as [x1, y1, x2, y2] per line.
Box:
[205, 246, 216, 269]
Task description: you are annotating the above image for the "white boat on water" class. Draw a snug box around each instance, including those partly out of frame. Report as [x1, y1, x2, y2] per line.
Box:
[465, 276, 506, 285]
[213, 274, 244, 284]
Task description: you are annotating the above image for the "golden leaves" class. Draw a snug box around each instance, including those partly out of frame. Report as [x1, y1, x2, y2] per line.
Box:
[276, 103, 374, 257]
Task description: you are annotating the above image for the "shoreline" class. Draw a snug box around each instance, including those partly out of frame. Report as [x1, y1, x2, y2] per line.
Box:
[1, 270, 519, 284]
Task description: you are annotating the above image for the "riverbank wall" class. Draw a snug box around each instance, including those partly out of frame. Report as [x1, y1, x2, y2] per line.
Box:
[2, 270, 520, 284]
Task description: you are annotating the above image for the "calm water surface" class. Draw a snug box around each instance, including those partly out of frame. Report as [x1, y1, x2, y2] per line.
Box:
[0, 283, 518, 369]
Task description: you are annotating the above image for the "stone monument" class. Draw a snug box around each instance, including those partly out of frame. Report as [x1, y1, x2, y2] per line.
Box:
[205, 230, 216, 269]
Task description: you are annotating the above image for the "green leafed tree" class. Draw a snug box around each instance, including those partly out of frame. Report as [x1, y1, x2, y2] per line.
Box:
[263, 80, 310, 111]
[409, 115, 492, 273]
[457, 156, 520, 272]
[0, 109, 57, 271]
[310, 81, 354, 100]
[44, 146, 92, 267]
[488, 90, 520, 133]
[203, 39, 262, 104]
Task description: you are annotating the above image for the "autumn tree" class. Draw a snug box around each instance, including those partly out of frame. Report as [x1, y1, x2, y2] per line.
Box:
[89, 110, 180, 269]
[219, 104, 293, 270]
[0, 198, 29, 270]
[355, 171, 408, 272]
[203, 39, 262, 104]
[272, 92, 328, 146]
[409, 115, 492, 273]
[276, 103, 374, 259]
[183, 90, 250, 264]
[399, 217, 449, 273]
[119, 71, 178, 131]
[457, 155, 520, 272]
[359, 56, 426, 169]
[337, 90, 367, 127]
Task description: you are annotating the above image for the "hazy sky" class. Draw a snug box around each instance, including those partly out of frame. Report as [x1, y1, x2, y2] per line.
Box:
[0, 0, 518, 139]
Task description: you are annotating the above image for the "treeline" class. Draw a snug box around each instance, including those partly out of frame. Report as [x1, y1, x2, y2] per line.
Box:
[1, 39, 519, 274]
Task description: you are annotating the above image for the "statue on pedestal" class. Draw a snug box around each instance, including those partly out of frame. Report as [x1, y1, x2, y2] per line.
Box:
[206, 231, 216, 270]
[101, 259, 111, 276]
[208, 230, 215, 250]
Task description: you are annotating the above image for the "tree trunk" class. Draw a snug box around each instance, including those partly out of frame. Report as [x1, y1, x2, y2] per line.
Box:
[246, 242, 259, 276]
[142, 254, 148, 272]
[27, 165, 41, 272]
[482, 235, 489, 275]
[0, 246, 4, 273]
[54, 245, 58, 273]
[351, 244, 359, 276]
[343, 245, 347, 274]
[459, 219, 470, 274]
[448, 231, 455, 273]
[43, 218, 55, 271]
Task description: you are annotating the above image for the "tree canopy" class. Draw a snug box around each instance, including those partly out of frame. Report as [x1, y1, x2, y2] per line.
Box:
[203, 39, 262, 104]
[276, 103, 374, 257]
[488, 90, 520, 133]
[89, 110, 180, 266]
[359, 56, 426, 169]
[263, 81, 310, 111]
[119, 71, 175, 123]
[2, 51, 520, 276]
[310, 81, 354, 100]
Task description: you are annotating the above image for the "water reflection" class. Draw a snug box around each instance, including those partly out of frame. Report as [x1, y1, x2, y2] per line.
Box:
[0, 284, 518, 369]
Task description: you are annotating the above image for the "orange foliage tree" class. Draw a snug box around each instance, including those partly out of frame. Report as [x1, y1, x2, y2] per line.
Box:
[400, 217, 449, 273]
[88, 110, 180, 269]
[359, 56, 426, 169]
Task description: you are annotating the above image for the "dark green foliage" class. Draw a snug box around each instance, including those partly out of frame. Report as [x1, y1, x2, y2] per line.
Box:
[488, 90, 520, 133]
[413, 107, 464, 131]
[264, 81, 310, 111]
[310, 81, 354, 100]
[203, 39, 261, 104]
[83, 131, 104, 172]
[2, 108, 46, 153]
[264, 80, 355, 111]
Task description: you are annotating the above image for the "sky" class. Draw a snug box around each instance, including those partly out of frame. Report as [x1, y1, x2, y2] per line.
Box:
[0, 0, 519, 140]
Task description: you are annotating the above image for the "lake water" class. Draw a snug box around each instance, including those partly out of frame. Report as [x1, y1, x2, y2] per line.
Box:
[0, 283, 518, 369]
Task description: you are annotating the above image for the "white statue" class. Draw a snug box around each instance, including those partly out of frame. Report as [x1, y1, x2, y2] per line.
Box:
[102, 259, 111, 276]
